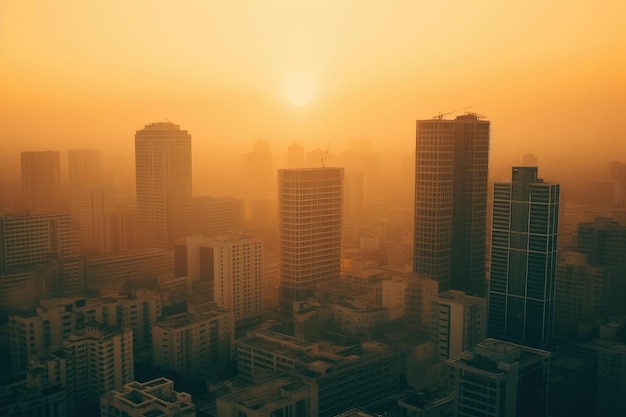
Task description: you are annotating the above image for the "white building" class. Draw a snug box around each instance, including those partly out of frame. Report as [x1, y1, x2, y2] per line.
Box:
[433, 290, 487, 360]
[175, 234, 264, 323]
[64, 321, 134, 410]
[100, 378, 195, 417]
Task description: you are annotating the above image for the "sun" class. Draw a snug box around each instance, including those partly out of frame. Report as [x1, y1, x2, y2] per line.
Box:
[283, 72, 316, 107]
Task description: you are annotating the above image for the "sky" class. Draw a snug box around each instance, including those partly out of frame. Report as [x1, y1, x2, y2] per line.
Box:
[1, 0, 626, 184]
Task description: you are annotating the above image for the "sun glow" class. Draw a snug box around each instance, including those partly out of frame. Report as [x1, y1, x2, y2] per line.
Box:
[283, 72, 316, 107]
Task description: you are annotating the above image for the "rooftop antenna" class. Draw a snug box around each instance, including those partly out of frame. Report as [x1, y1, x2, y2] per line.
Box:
[433, 106, 473, 120]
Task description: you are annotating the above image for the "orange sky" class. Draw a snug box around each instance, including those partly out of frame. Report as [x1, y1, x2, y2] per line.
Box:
[1, 1, 625, 183]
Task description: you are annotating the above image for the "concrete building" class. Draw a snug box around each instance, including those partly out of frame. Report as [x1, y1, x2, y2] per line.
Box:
[9, 291, 161, 373]
[433, 290, 487, 360]
[0, 212, 73, 271]
[63, 321, 134, 410]
[447, 338, 551, 417]
[152, 309, 233, 380]
[0, 372, 67, 417]
[489, 167, 560, 348]
[555, 251, 608, 336]
[330, 300, 387, 335]
[405, 274, 439, 328]
[21, 150, 62, 214]
[414, 114, 490, 296]
[71, 184, 119, 254]
[68, 148, 102, 190]
[135, 122, 192, 249]
[100, 378, 195, 417]
[236, 328, 400, 417]
[175, 234, 264, 323]
[216, 376, 315, 417]
[278, 168, 343, 309]
[0, 269, 37, 317]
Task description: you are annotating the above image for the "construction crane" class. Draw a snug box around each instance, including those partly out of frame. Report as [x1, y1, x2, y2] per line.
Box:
[432, 106, 473, 120]
[321, 143, 331, 167]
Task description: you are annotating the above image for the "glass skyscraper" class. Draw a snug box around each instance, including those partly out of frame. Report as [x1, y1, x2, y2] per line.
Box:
[488, 167, 560, 348]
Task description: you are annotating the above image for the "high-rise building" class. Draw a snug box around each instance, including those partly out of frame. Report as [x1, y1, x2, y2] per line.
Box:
[433, 290, 487, 360]
[488, 167, 560, 348]
[21, 151, 62, 214]
[135, 122, 192, 249]
[413, 114, 490, 295]
[447, 338, 551, 417]
[278, 167, 343, 309]
[287, 141, 305, 168]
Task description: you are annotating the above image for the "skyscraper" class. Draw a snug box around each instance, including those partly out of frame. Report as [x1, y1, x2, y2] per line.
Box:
[414, 114, 490, 295]
[278, 167, 343, 309]
[68, 149, 102, 190]
[21, 151, 61, 214]
[488, 167, 560, 348]
[135, 122, 192, 249]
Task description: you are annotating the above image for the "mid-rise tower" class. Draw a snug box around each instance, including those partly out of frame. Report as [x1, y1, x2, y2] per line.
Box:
[21, 151, 61, 214]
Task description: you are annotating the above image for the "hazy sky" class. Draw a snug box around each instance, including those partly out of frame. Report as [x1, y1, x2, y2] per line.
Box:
[2, 1, 625, 182]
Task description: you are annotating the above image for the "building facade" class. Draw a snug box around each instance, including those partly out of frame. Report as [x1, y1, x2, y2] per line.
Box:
[135, 122, 192, 249]
[21, 151, 62, 214]
[447, 338, 551, 417]
[278, 168, 344, 309]
[488, 167, 560, 348]
[414, 114, 490, 296]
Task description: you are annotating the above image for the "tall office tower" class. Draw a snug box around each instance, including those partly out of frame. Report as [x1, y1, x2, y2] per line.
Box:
[576, 217, 626, 315]
[287, 141, 305, 168]
[433, 290, 487, 360]
[184, 195, 244, 238]
[64, 322, 134, 412]
[343, 171, 364, 248]
[0, 213, 73, 271]
[176, 234, 263, 322]
[152, 309, 233, 381]
[68, 148, 101, 190]
[447, 339, 551, 417]
[21, 151, 62, 214]
[555, 251, 608, 336]
[414, 114, 490, 296]
[278, 167, 344, 309]
[488, 167, 560, 348]
[135, 122, 192, 249]
[72, 184, 118, 254]
[100, 378, 196, 417]
[244, 139, 274, 196]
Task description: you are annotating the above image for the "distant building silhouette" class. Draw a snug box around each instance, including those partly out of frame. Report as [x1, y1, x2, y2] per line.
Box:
[184, 195, 244, 238]
[278, 167, 343, 309]
[413, 114, 490, 296]
[343, 171, 364, 248]
[287, 141, 305, 168]
[135, 122, 191, 249]
[488, 167, 560, 348]
[576, 217, 626, 315]
[21, 151, 61, 214]
[68, 149, 102, 190]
